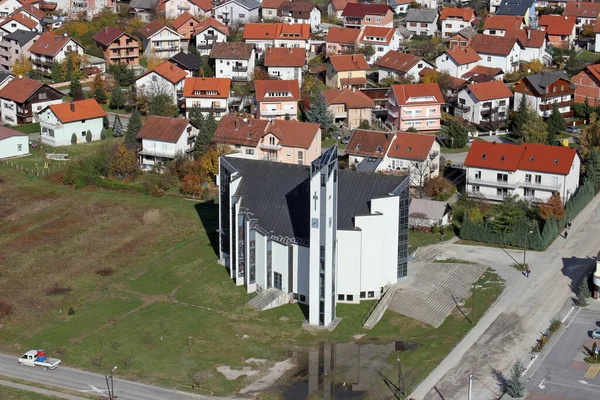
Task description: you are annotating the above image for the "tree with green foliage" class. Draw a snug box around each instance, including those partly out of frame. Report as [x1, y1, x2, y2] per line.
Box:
[100, 128, 108, 140]
[200, 56, 215, 77]
[446, 120, 468, 148]
[71, 133, 77, 145]
[125, 109, 143, 146]
[578, 276, 591, 306]
[85, 130, 92, 143]
[306, 91, 336, 138]
[359, 120, 371, 129]
[51, 61, 63, 83]
[113, 115, 123, 137]
[506, 360, 526, 398]
[64, 56, 74, 81]
[521, 113, 548, 144]
[511, 97, 530, 138]
[585, 149, 600, 190]
[108, 63, 136, 87]
[148, 93, 179, 117]
[356, 45, 375, 61]
[581, 113, 600, 156]
[204, 111, 218, 137]
[109, 85, 126, 110]
[93, 80, 107, 104]
[103, 115, 110, 129]
[70, 75, 84, 101]
[406, 127, 418, 133]
[493, 195, 526, 234]
[547, 103, 566, 144]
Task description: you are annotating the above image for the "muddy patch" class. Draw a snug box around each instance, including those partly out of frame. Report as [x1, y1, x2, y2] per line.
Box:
[216, 365, 259, 380]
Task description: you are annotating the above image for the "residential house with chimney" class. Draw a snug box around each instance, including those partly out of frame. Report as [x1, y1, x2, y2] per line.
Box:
[455, 80, 513, 126]
[277, 1, 321, 31]
[182, 77, 231, 119]
[0, 30, 39, 71]
[212, 116, 321, 164]
[357, 26, 400, 62]
[327, 0, 357, 19]
[573, 64, 600, 106]
[29, 32, 84, 77]
[193, 17, 229, 56]
[137, 20, 182, 59]
[255, 79, 300, 120]
[0, 76, 63, 125]
[92, 26, 139, 66]
[211, 42, 255, 82]
[324, 26, 360, 55]
[405, 9, 438, 37]
[214, 0, 260, 26]
[564, 2, 600, 36]
[496, 0, 536, 27]
[469, 34, 522, 73]
[162, 0, 214, 20]
[171, 12, 202, 52]
[324, 88, 374, 130]
[464, 141, 580, 203]
[513, 71, 575, 117]
[12, 5, 46, 30]
[0, 12, 39, 35]
[261, 0, 285, 20]
[326, 54, 370, 89]
[135, 60, 188, 104]
[243, 23, 311, 53]
[448, 26, 477, 49]
[440, 7, 475, 38]
[511, 28, 550, 64]
[376, 51, 433, 83]
[170, 51, 202, 77]
[39, 99, 106, 146]
[461, 65, 504, 82]
[538, 15, 576, 49]
[482, 15, 523, 36]
[264, 47, 306, 86]
[137, 116, 199, 168]
[341, 3, 393, 29]
[435, 46, 481, 78]
[386, 83, 443, 132]
[128, 0, 159, 23]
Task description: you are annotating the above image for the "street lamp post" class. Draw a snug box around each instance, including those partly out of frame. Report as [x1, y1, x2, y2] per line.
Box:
[105, 366, 117, 399]
[523, 230, 534, 269]
[471, 283, 475, 325]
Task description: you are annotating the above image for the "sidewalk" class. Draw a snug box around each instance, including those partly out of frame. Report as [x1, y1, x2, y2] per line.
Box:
[0, 379, 88, 400]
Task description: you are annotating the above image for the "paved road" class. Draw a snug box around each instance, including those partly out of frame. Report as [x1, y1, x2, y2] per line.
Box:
[0, 353, 231, 400]
[410, 192, 600, 400]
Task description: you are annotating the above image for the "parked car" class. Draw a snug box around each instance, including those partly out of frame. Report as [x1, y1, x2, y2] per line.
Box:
[341, 136, 350, 144]
[18, 350, 61, 371]
[567, 126, 581, 134]
[592, 328, 600, 339]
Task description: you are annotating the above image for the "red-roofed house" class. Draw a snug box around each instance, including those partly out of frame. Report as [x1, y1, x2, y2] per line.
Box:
[573, 64, 600, 106]
[193, 17, 229, 56]
[326, 54, 370, 89]
[137, 116, 199, 168]
[342, 3, 393, 28]
[0, 125, 28, 159]
[440, 7, 475, 38]
[514, 71, 575, 117]
[0, 0, 24, 19]
[135, 60, 188, 104]
[469, 34, 522, 73]
[171, 12, 202, 51]
[564, 2, 600, 35]
[264, 47, 306, 85]
[455, 80, 513, 126]
[357, 26, 401, 61]
[327, 0, 357, 19]
[163, 0, 214, 20]
[386, 83, 444, 132]
[39, 99, 107, 146]
[29, 32, 85, 78]
[538, 15, 576, 49]
[0, 11, 39, 33]
[243, 23, 311, 54]
[255, 79, 300, 120]
[212, 116, 322, 164]
[182, 77, 231, 119]
[507, 28, 550, 64]
[324, 26, 361, 55]
[277, 1, 321, 32]
[376, 51, 433, 83]
[464, 141, 580, 202]
[211, 42, 256, 82]
[0, 76, 64, 125]
[261, 0, 285, 20]
[92, 26, 139, 66]
[324, 88, 374, 129]
[138, 20, 182, 59]
[435, 46, 481, 78]
[483, 15, 524, 36]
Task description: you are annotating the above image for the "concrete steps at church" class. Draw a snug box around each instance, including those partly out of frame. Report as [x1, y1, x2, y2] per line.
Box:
[247, 288, 282, 311]
[412, 246, 442, 263]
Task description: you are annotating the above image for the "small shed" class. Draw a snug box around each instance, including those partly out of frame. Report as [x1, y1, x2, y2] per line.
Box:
[409, 198, 451, 227]
[0, 125, 29, 159]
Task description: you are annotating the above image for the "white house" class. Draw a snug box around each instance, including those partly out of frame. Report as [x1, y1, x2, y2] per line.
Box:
[0, 125, 28, 159]
[435, 46, 481, 78]
[137, 116, 199, 168]
[0, 77, 64, 125]
[440, 7, 475, 38]
[39, 99, 107, 146]
[243, 23, 311, 54]
[162, 0, 214, 20]
[277, 1, 321, 32]
[193, 17, 229, 56]
[0, 12, 39, 35]
[376, 51, 434, 83]
[211, 42, 256, 82]
[214, 0, 260, 26]
[137, 20, 182, 59]
[135, 61, 188, 105]
[0, 0, 24, 19]
[405, 9, 438, 37]
[218, 148, 410, 327]
[183, 77, 232, 120]
[357, 26, 401, 63]
[513, 71, 575, 118]
[28, 32, 85, 78]
[464, 141, 580, 203]
[455, 80, 513, 126]
[263, 47, 306, 86]
[514, 29, 550, 64]
[469, 34, 521, 73]
[387, 0, 411, 15]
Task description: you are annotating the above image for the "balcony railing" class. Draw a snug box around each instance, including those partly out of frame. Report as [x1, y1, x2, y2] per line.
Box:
[468, 177, 519, 189]
[467, 191, 511, 201]
[539, 100, 573, 111]
[205, 34, 218, 40]
[139, 147, 193, 157]
[454, 104, 470, 112]
[387, 107, 398, 118]
[232, 66, 247, 72]
[259, 143, 282, 150]
[154, 46, 179, 52]
[520, 180, 561, 191]
[32, 58, 54, 67]
[261, 154, 280, 162]
[177, 3, 190, 8]
[260, 109, 294, 116]
[401, 113, 441, 120]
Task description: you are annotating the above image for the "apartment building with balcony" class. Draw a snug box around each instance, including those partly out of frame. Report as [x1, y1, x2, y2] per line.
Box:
[538, 15, 576, 50]
[138, 20, 182, 59]
[92, 26, 139, 66]
[214, 0, 260, 26]
[324, 26, 360, 55]
[192, 17, 229, 56]
[162, 0, 214, 20]
[324, 88, 374, 130]
[211, 42, 255, 82]
[39, 99, 106, 146]
[565, 2, 600, 35]
[137, 116, 199, 168]
[183, 77, 231, 119]
[357, 26, 400, 62]
[326, 54, 369, 89]
[0, 30, 39, 72]
[376, 51, 433, 83]
[341, 3, 393, 29]
[255, 79, 300, 120]
[212, 116, 321, 164]
[29, 32, 84, 77]
[263, 47, 305, 86]
[464, 141, 580, 203]
[0, 76, 63, 125]
[386, 83, 443, 132]
[440, 7, 475, 38]
[513, 71, 575, 118]
[135, 61, 187, 104]
[243, 23, 311, 53]
[469, 34, 521, 74]
[455, 81, 513, 127]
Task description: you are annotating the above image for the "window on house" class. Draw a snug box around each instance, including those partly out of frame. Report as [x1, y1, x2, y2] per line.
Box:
[497, 188, 508, 198]
[39, 93, 47, 100]
[368, 291, 375, 298]
[497, 173, 508, 183]
[487, 56, 491, 62]
[347, 294, 354, 301]
[535, 175, 542, 184]
[17, 143, 22, 151]
[246, 149, 254, 155]
[475, 170, 481, 179]
[524, 188, 535, 197]
[299, 294, 306, 302]
[471, 185, 480, 193]
[274, 272, 282, 290]
[239, 13, 245, 18]
[338, 294, 345, 301]
[525, 174, 532, 183]
[360, 291, 366, 298]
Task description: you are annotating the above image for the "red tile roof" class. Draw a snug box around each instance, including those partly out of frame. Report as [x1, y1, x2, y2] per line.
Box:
[419, 68, 466, 90]
[465, 141, 577, 175]
[0, 11, 38, 30]
[581, 64, 600, 83]
[193, 17, 229, 36]
[465, 80, 513, 101]
[329, 54, 369, 71]
[138, 20, 171, 39]
[483, 15, 523, 31]
[539, 15, 576, 36]
[48, 99, 106, 123]
[210, 42, 254, 59]
[255, 80, 300, 102]
[440, 7, 474, 22]
[345, 129, 393, 157]
[19, 4, 45, 20]
[376, 51, 426, 73]
[0, 125, 27, 140]
[330, 0, 357, 12]
[30, 32, 81, 56]
[462, 65, 503, 79]
[264, 47, 306, 67]
[446, 46, 480, 65]
[391, 83, 444, 105]
[470, 34, 520, 56]
[506, 28, 546, 48]
[171, 11, 201, 30]
[341, 3, 390, 17]
[0, 76, 57, 103]
[137, 60, 187, 84]
[189, 0, 214, 11]
[359, 26, 395, 44]
[266, 119, 320, 148]
[323, 88, 375, 108]
[324, 26, 361, 44]
[92, 26, 128, 47]
[183, 77, 231, 98]
[137, 116, 191, 143]
[243, 23, 310, 41]
[261, 0, 285, 8]
[565, 2, 600, 18]
[387, 131, 436, 161]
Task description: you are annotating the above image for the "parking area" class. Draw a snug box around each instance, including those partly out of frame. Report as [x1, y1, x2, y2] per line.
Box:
[526, 308, 600, 400]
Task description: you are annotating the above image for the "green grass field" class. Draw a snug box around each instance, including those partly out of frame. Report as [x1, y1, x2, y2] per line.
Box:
[0, 385, 62, 400]
[0, 167, 505, 397]
[440, 145, 469, 154]
[9, 123, 40, 134]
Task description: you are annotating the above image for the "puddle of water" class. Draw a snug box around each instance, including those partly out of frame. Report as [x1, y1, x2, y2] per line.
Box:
[276, 340, 418, 399]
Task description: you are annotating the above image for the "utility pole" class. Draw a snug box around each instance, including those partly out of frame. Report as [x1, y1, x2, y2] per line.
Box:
[397, 357, 405, 400]
[468, 374, 473, 400]
[471, 284, 475, 326]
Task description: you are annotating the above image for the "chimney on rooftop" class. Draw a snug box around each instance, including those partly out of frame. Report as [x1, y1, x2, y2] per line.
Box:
[70, 102, 75, 112]
[234, 119, 240, 130]
[577, 3, 580, 8]
[527, 29, 530, 39]
[465, 47, 469, 55]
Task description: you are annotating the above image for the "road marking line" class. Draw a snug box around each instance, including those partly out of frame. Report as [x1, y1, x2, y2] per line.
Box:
[566, 307, 582, 329]
[562, 306, 575, 323]
[585, 365, 600, 379]
[538, 379, 545, 389]
[524, 354, 538, 375]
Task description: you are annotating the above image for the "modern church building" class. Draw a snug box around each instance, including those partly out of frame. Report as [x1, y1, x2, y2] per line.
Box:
[218, 146, 410, 327]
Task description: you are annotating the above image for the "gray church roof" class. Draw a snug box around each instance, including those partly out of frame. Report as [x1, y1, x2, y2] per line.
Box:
[496, 0, 534, 16]
[224, 155, 408, 242]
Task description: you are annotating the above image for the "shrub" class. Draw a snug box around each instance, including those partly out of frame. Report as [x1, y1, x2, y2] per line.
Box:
[549, 319, 562, 333]
[46, 285, 72, 296]
[71, 133, 77, 145]
[0, 299, 13, 319]
[506, 360, 525, 397]
[426, 176, 455, 198]
[180, 173, 203, 196]
[85, 130, 92, 143]
[68, 307, 75, 316]
[95, 268, 113, 276]
[91, 354, 104, 367]
[100, 129, 107, 140]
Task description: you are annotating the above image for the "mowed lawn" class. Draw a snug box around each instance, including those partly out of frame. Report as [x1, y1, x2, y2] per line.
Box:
[0, 168, 505, 396]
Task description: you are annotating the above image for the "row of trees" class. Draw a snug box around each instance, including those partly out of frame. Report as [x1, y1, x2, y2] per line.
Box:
[510, 98, 565, 145]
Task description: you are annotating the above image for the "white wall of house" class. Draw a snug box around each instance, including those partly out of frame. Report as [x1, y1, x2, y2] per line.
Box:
[435, 53, 477, 78]
[0, 0, 21, 18]
[520, 45, 550, 64]
[1, 19, 34, 34]
[0, 135, 28, 159]
[214, 51, 256, 82]
[195, 28, 228, 56]
[596, 32, 600, 52]
[271, 240, 289, 291]
[214, 1, 259, 26]
[267, 66, 303, 85]
[254, 230, 267, 289]
[442, 18, 471, 38]
[406, 19, 438, 36]
[279, 7, 321, 31]
[39, 111, 104, 146]
[144, 29, 182, 59]
[477, 44, 521, 73]
[139, 134, 189, 166]
[164, 0, 210, 19]
[514, 91, 571, 118]
[53, 39, 85, 63]
[456, 90, 511, 125]
[378, 62, 429, 83]
[184, 97, 229, 119]
[361, 33, 401, 62]
[273, 38, 309, 49]
[0, 97, 63, 125]
[336, 229, 362, 303]
[136, 72, 183, 104]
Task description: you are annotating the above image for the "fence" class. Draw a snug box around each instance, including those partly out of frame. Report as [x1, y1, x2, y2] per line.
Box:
[49, 75, 104, 89]
[2, 159, 69, 178]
